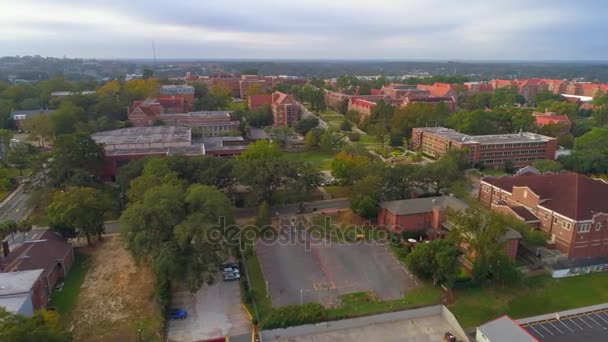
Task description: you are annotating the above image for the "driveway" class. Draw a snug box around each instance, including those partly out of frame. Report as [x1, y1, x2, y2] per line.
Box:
[167, 279, 251, 342]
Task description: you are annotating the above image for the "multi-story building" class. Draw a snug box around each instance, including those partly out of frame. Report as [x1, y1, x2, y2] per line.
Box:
[247, 94, 272, 111]
[401, 96, 457, 113]
[324, 91, 350, 112]
[411, 127, 558, 168]
[157, 111, 239, 137]
[380, 84, 429, 99]
[239, 75, 267, 99]
[271, 91, 299, 126]
[479, 173, 608, 259]
[160, 85, 195, 111]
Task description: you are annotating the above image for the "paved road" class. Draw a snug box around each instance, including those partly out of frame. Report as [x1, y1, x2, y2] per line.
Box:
[0, 186, 32, 222]
[236, 198, 350, 218]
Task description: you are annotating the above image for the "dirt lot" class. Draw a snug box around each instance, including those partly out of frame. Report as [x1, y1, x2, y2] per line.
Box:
[70, 237, 163, 342]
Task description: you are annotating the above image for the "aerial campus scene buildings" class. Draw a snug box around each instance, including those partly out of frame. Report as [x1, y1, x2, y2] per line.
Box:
[2, 1, 608, 341]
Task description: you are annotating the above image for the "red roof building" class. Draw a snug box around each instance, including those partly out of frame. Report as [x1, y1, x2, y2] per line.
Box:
[479, 173, 608, 259]
[271, 91, 299, 126]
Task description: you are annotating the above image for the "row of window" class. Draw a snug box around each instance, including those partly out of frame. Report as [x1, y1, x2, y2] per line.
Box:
[480, 150, 546, 158]
[577, 223, 603, 233]
[482, 156, 542, 164]
[479, 142, 546, 150]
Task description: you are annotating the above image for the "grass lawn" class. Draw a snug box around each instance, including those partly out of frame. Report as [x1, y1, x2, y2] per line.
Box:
[244, 253, 273, 322]
[228, 101, 247, 111]
[49, 251, 91, 320]
[327, 286, 442, 319]
[282, 151, 336, 170]
[323, 185, 352, 198]
[450, 272, 608, 328]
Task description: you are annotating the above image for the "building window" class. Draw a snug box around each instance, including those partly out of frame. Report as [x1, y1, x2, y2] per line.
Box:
[577, 224, 591, 233]
[596, 223, 603, 231]
[561, 221, 571, 230]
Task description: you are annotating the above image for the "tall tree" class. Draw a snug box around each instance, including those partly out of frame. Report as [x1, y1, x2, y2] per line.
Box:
[7, 142, 36, 176]
[49, 133, 105, 186]
[0, 308, 71, 342]
[47, 187, 109, 244]
[234, 140, 287, 203]
[406, 239, 460, 286]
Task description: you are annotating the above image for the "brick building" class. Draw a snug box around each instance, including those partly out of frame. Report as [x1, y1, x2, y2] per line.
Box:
[129, 99, 238, 135]
[0, 270, 47, 316]
[247, 94, 272, 111]
[271, 91, 299, 126]
[324, 91, 350, 112]
[1, 229, 74, 310]
[479, 173, 608, 259]
[532, 111, 572, 134]
[411, 127, 558, 168]
[380, 84, 429, 99]
[378, 196, 520, 260]
[160, 85, 195, 111]
[401, 96, 457, 113]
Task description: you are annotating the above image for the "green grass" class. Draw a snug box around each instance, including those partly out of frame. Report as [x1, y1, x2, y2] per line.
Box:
[49, 251, 91, 320]
[228, 101, 247, 111]
[244, 253, 273, 322]
[282, 151, 336, 170]
[327, 286, 442, 319]
[450, 272, 608, 328]
[323, 185, 352, 198]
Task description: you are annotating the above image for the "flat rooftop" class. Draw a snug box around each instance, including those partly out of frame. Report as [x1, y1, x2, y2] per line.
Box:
[91, 126, 191, 146]
[517, 303, 608, 342]
[0, 269, 43, 296]
[161, 111, 233, 119]
[416, 127, 554, 144]
[261, 306, 468, 342]
[160, 84, 195, 94]
[104, 144, 205, 157]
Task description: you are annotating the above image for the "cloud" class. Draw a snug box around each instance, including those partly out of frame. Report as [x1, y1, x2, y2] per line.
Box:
[0, 0, 605, 60]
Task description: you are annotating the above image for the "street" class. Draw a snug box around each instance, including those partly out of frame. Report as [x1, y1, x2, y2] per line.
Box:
[236, 198, 350, 218]
[0, 186, 32, 222]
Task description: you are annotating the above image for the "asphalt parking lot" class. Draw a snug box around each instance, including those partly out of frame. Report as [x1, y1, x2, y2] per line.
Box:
[255, 228, 417, 307]
[167, 278, 250, 342]
[521, 308, 608, 342]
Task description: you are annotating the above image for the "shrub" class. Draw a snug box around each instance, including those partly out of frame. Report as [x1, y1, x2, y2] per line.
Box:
[348, 132, 361, 141]
[262, 303, 327, 329]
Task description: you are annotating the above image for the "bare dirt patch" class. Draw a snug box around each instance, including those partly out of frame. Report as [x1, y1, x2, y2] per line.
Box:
[70, 236, 163, 342]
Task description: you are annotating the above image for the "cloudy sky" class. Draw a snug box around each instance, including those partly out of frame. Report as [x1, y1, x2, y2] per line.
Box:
[1, 0, 606, 60]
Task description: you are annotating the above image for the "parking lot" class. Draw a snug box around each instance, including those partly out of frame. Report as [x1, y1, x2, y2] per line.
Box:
[167, 278, 250, 342]
[255, 228, 417, 307]
[521, 308, 608, 342]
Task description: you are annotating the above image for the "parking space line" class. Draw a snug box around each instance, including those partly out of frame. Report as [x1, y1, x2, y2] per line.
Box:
[575, 314, 595, 328]
[565, 316, 584, 330]
[538, 322, 554, 336]
[527, 324, 544, 338]
[585, 313, 606, 329]
[594, 311, 608, 325]
[597, 310, 608, 322]
[556, 319, 574, 332]
[547, 320, 564, 334]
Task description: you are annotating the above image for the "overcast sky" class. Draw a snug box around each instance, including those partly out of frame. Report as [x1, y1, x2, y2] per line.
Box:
[1, 0, 606, 60]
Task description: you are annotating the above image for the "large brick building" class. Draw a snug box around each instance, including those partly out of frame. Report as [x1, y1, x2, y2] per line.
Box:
[411, 127, 558, 168]
[271, 91, 299, 126]
[479, 173, 608, 259]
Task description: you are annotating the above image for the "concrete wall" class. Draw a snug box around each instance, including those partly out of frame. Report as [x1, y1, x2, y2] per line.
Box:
[441, 305, 471, 342]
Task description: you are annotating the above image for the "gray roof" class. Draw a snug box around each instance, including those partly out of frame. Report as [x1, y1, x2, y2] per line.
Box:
[478, 316, 537, 342]
[0, 269, 43, 296]
[200, 136, 248, 152]
[416, 126, 555, 144]
[498, 228, 523, 243]
[380, 196, 469, 215]
[0, 294, 29, 314]
[91, 126, 191, 145]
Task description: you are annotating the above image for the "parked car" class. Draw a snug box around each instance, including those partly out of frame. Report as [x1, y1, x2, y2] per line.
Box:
[168, 308, 187, 320]
[223, 267, 239, 274]
[223, 272, 240, 281]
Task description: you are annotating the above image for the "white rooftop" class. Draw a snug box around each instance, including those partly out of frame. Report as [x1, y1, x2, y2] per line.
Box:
[0, 269, 43, 296]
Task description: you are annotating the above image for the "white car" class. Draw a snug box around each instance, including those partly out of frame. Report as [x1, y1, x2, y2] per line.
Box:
[223, 272, 240, 281]
[223, 267, 239, 274]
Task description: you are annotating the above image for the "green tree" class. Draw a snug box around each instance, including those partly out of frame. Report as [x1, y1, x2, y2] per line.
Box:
[463, 92, 492, 111]
[234, 140, 288, 203]
[49, 101, 87, 136]
[268, 126, 294, 148]
[7, 142, 36, 176]
[304, 130, 319, 150]
[49, 133, 105, 187]
[0, 129, 13, 161]
[533, 90, 565, 105]
[406, 239, 460, 286]
[294, 116, 319, 135]
[339, 120, 352, 132]
[592, 94, 608, 126]
[47, 187, 109, 245]
[350, 175, 382, 219]
[0, 308, 71, 342]
[532, 159, 563, 173]
[491, 86, 525, 107]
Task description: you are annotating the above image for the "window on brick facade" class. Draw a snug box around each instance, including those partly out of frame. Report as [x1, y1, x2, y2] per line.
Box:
[561, 221, 571, 230]
[597, 223, 603, 231]
[577, 224, 591, 233]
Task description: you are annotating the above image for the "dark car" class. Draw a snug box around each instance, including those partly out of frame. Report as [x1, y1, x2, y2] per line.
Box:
[444, 332, 456, 342]
[168, 308, 187, 320]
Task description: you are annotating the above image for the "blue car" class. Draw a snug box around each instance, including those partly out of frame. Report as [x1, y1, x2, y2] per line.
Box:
[168, 308, 187, 320]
